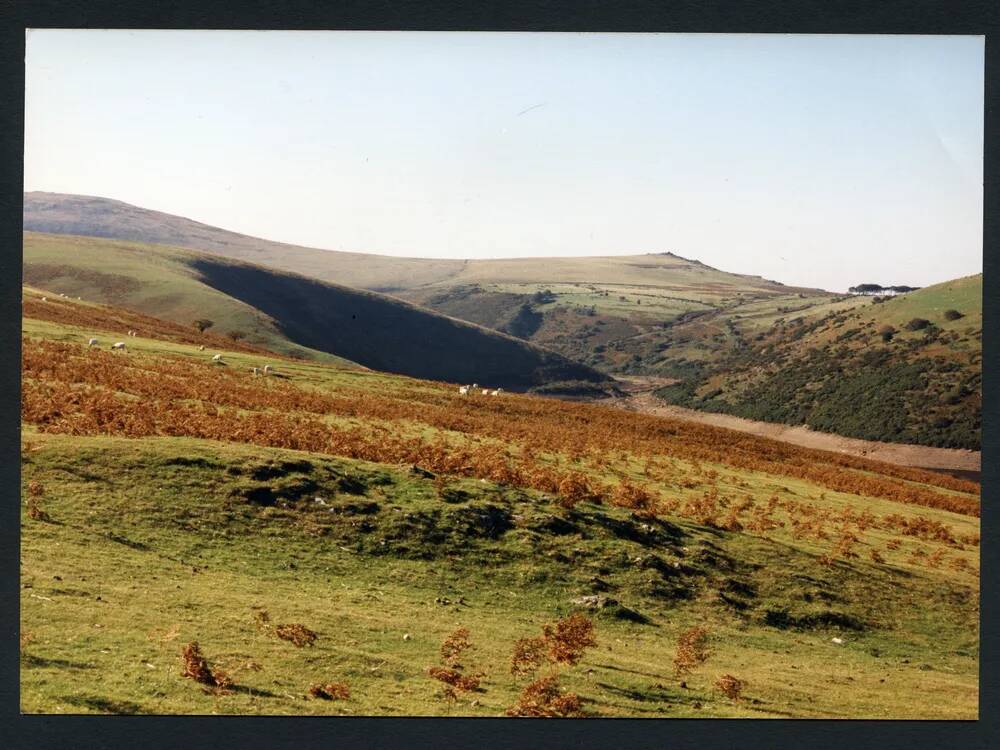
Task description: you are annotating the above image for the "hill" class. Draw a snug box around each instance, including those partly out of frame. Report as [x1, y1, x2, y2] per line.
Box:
[24, 191, 465, 291]
[24, 192, 836, 379]
[20, 301, 980, 717]
[22, 232, 611, 391]
[653, 276, 983, 450]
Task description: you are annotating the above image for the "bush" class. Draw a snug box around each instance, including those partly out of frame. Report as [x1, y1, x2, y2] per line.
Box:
[905, 318, 931, 331]
[309, 682, 350, 700]
[542, 613, 597, 665]
[275, 623, 318, 647]
[944, 309, 964, 321]
[505, 675, 585, 717]
[673, 626, 711, 676]
[715, 673, 744, 701]
[180, 642, 232, 691]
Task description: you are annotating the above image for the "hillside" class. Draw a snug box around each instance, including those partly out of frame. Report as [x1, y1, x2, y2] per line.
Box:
[24, 192, 836, 380]
[22, 232, 611, 392]
[23, 194, 982, 448]
[20, 301, 980, 717]
[654, 276, 983, 450]
[24, 192, 465, 291]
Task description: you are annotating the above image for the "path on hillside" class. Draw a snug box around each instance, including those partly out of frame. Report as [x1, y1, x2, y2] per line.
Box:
[610, 376, 981, 480]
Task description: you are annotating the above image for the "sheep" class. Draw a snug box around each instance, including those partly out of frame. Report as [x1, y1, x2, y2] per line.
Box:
[482, 389, 490, 396]
[490, 388, 502, 396]
[87, 338, 98, 347]
[127, 330, 134, 337]
[198, 345, 205, 351]
[111, 341, 127, 351]
[40, 297, 47, 302]
[262, 365, 272, 375]
[211, 354, 223, 363]
[252, 367, 260, 376]
[458, 385, 470, 395]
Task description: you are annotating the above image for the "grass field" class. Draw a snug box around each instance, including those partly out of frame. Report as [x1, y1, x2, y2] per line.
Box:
[20, 298, 979, 717]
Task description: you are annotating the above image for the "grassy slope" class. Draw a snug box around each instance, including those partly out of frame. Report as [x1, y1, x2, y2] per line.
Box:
[20, 309, 979, 718]
[24, 191, 465, 292]
[25, 192, 837, 378]
[399, 265, 840, 379]
[23, 234, 609, 391]
[655, 276, 983, 449]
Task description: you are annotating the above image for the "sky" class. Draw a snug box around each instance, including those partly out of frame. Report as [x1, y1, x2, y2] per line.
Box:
[24, 31, 984, 292]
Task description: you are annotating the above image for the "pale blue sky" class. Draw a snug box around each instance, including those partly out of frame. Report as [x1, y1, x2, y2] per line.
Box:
[24, 31, 983, 292]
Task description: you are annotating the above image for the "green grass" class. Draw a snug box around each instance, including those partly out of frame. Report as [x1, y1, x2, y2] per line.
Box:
[21, 431, 978, 718]
[19, 304, 979, 718]
[23, 234, 610, 391]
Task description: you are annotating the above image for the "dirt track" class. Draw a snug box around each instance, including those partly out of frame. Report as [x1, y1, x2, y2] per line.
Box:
[610, 377, 981, 480]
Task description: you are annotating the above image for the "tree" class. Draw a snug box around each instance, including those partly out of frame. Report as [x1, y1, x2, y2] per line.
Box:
[194, 319, 214, 333]
[849, 284, 884, 296]
[227, 330, 246, 341]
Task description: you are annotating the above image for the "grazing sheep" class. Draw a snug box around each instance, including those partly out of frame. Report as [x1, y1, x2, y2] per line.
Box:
[40, 297, 47, 302]
[87, 338, 98, 347]
[490, 388, 502, 396]
[458, 385, 469, 395]
[252, 367, 260, 376]
[198, 345, 205, 351]
[262, 365, 272, 375]
[111, 341, 126, 351]
[211, 354, 223, 362]
[482, 389, 490, 396]
[472, 383, 479, 390]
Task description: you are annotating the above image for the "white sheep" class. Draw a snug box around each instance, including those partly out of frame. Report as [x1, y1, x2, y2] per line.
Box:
[262, 365, 272, 375]
[458, 385, 469, 395]
[87, 338, 98, 347]
[490, 388, 502, 396]
[252, 367, 260, 376]
[198, 345, 205, 351]
[40, 297, 47, 302]
[111, 341, 126, 351]
[482, 389, 489, 396]
[211, 354, 223, 363]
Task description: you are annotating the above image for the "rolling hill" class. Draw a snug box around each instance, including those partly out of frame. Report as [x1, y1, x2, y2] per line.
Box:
[20, 298, 981, 717]
[654, 275, 983, 450]
[22, 193, 982, 449]
[24, 191, 465, 292]
[24, 192, 835, 379]
[22, 232, 611, 391]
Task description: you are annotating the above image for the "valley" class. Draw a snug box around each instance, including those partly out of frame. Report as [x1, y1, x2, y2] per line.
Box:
[19, 292, 980, 717]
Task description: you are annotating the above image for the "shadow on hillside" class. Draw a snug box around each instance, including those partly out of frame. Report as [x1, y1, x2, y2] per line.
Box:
[190, 258, 608, 389]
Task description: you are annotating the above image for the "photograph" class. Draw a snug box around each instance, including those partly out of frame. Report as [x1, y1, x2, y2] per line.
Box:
[19, 30, 982, 718]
